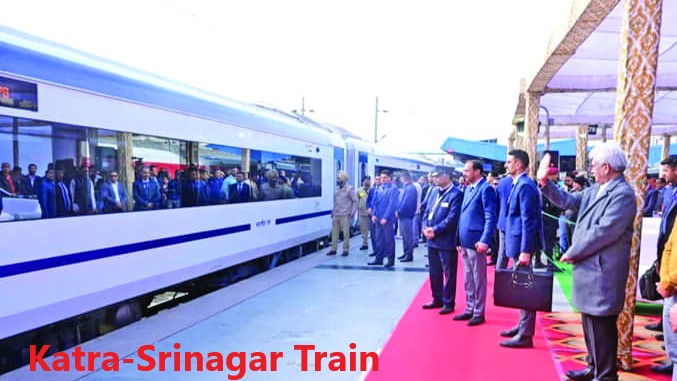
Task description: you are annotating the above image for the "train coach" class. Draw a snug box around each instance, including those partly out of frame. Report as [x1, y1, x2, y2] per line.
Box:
[0, 26, 437, 371]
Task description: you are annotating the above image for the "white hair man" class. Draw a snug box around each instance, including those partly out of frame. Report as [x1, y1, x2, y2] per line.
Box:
[538, 141, 636, 381]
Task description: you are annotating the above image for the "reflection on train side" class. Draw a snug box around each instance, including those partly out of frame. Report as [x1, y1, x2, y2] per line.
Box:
[0, 115, 322, 222]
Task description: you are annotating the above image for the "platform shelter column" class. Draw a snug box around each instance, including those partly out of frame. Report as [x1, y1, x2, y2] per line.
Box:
[525, 92, 540, 177]
[576, 125, 588, 172]
[663, 134, 671, 160]
[613, 0, 663, 370]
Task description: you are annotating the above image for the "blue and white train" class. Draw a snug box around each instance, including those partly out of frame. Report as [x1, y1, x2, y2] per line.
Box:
[0, 27, 436, 367]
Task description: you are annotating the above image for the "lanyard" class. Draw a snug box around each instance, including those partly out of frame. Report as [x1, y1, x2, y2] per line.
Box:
[429, 185, 452, 220]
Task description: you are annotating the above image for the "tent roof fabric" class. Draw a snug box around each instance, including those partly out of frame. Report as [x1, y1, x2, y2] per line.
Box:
[515, 0, 677, 133]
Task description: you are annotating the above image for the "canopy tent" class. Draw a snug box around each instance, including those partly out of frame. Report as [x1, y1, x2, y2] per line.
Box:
[511, 0, 669, 371]
[513, 0, 677, 137]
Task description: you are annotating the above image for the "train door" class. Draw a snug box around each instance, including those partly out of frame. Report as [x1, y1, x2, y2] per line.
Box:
[333, 146, 344, 184]
[345, 143, 357, 190]
[358, 151, 368, 183]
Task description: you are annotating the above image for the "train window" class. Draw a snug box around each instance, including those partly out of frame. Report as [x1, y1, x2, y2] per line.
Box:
[249, 150, 322, 201]
[0, 113, 323, 223]
[0, 116, 13, 168]
[197, 143, 242, 204]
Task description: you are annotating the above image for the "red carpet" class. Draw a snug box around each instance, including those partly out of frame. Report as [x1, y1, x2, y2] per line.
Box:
[365, 265, 561, 381]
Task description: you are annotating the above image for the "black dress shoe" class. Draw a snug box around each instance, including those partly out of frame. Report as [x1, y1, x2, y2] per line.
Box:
[368, 252, 376, 257]
[397, 254, 407, 260]
[367, 260, 383, 265]
[468, 316, 485, 326]
[651, 362, 673, 375]
[384, 261, 394, 268]
[453, 312, 473, 321]
[399, 256, 413, 262]
[341, 252, 349, 256]
[499, 335, 533, 348]
[565, 367, 594, 381]
[327, 250, 337, 256]
[359, 245, 368, 250]
[656, 333, 664, 341]
[500, 327, 519, 337]
[439, 306, 454, 315]
[646, 320, 663, 332]
[422, 301, 443, 309]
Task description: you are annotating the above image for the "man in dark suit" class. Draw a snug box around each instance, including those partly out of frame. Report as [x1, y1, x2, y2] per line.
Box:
[133, 167, 161, 211]
[421, 168, 462, 315]
[229, 172, 251, 203]
[454, 160, 497, 326]
[499, 149, 544, 349]
[366, 175, 381, 256]
[495, 175, 513, 269]
[70, 165, 97, 215]
[396, 171, 418, 262]
[21, 163, 42, 198]
[101, 171, 129, 213]
[181, 167, 209, 207]
[368, 170, 399, 267]
[54, 168, 72, 217]
[539, 142, 637, 381]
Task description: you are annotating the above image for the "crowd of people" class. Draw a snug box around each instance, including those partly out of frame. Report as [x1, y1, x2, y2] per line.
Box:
[0, 161, 315, 218]
[329, 142, 657, 381]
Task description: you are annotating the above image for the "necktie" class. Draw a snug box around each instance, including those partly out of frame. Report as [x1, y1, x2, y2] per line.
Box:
[144, 182, 149, 197]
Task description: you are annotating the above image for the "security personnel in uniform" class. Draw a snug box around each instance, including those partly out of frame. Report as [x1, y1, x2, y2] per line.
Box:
[421, 168, 463, 314]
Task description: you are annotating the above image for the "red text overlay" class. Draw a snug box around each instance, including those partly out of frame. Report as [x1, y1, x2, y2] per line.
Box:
[30, 343, 378, 380]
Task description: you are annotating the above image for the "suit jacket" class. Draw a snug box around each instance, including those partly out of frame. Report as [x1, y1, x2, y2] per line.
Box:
[181, 179, 209, 207]
[643, 187, 658, 217]
[458, 178, 498, 248]
[229, 182, 251, 203]
[101, 181, 129, 212]
[55, 180, 72, 217]
[397, 183, 418, 219]
[423, 185, 462, 250]
[541, 175, 636, 316]
[372, 183, 398, 223]
[22, 175, 42, 197]
[496, 176, 513, 231]
[133, 180, 161, 210]
[504, 173, 544, 259]
[39, 179, 56, 218]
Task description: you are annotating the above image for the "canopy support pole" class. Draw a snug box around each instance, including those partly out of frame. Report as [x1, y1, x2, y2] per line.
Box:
[576, 125, 588, 172]
[613, 0, 663, 370]
[663, 135, 671, 160]
[525, 92, 540, 177]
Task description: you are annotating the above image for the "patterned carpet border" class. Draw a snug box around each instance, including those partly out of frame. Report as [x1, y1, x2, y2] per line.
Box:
[541, 312, 671, 381]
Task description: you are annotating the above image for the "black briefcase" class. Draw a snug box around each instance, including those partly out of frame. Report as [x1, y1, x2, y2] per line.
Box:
[494, 266, 553, 312]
